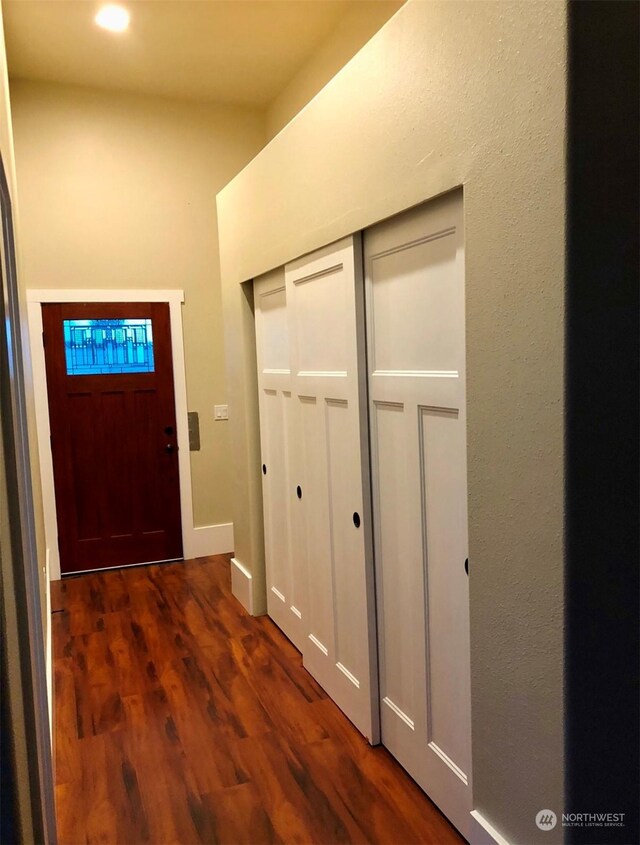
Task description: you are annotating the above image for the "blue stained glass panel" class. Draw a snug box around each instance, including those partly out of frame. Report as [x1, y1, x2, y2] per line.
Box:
[63, 318, 155, 375]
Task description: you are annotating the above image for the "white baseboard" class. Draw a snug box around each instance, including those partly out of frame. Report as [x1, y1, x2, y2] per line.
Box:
[470, 811, 512, 845]
[230, 557, 253, 615]
[185, 522, 234, 559]
[45, 549, 53, 746]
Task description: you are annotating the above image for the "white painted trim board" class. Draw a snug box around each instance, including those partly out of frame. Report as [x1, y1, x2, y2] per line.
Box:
[190, 523, 234, 558]
[230, 557, 254, 615]
[470, 810, 513, 845]
[44, 548, 52, 746]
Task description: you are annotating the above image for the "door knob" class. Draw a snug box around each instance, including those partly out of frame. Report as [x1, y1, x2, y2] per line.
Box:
[165, 444, 176, 454]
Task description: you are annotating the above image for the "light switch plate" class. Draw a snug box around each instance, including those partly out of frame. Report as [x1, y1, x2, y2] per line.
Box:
[214, 404, 228, 420]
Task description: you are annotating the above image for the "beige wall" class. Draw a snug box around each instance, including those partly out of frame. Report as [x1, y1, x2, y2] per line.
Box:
[266, 0, 403, 140]
[10, 79, 266, 529]
[217, 2, 566, 843]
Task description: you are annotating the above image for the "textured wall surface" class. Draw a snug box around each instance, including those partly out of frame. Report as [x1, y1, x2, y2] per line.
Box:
[217, 2, 567, 842]
[266, 0, 403, 140]
[11, 79, 265, 528]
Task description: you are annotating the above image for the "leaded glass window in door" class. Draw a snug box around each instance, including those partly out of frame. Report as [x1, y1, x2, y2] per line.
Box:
[63, 318, 155, 375]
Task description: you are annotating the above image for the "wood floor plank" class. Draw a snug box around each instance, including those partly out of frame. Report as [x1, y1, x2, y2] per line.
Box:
[65, 578, 102, 637]
[198, 645, 275, 738]
[78, 734, 120, 845]
[53, 658, 81, 786]
[119, 692, 203, 845]
[102, 611, 149, 697]
[54, 554, 466, 845]
[102, 729, 151, 845]
[68, 631, 124, 738]
[309, 697, 464, 844]
[160, 660, 250, 792]
[229, 731, 346, 845]
[55, 780, 83, 844]
[201, 781, 279, 845]
[230, 633, 330, 745]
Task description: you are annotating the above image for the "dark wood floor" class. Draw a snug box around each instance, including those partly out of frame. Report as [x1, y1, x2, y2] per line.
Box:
[52, 555, 465, 845]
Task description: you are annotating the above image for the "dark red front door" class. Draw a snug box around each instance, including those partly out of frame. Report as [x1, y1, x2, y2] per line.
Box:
[42, 302, 183, 574]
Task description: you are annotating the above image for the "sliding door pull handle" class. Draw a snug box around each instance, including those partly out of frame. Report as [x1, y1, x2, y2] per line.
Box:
[296, 485, 302, 499]
[464, 558, 469, 576]
[353, 512, 361, 528]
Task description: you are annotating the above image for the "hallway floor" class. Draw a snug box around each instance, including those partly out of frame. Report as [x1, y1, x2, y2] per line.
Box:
[52, 555, 465, 844]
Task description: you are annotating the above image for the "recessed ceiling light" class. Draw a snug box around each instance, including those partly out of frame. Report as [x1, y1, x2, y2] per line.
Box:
[95, 4, 130, 33]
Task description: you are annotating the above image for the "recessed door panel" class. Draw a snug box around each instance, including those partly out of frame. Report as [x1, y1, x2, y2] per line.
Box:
[134, 388, 164, 533]
[281, 390, 304, 622]
[67, 392, 101, 541]
[298, 394, 333, 657]
[262, 388, 289, 604]
[101, 390, 133, 537]
[370, 233, 460, 374]
[420, 406, 470, 773]
[259, 286, 290, 372]
[372, 400, 421, 728]
[325, 398, 363, 686]
[293, 268, 348, 375]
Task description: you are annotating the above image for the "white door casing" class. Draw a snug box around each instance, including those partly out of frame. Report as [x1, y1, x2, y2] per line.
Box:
[26, 289, 234, 582]
[254, 274, 305, 650]
[285, 235, 379, 743]
[364, 190, 472, 837]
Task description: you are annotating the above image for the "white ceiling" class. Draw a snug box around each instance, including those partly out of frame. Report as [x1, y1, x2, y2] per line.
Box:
[3, 0, 396, 107]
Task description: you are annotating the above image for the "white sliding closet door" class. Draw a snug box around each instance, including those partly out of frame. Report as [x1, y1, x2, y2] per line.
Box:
[286, 235, 378, 742]
[255, 274, 305, 651]
[364, 191, 472, 837]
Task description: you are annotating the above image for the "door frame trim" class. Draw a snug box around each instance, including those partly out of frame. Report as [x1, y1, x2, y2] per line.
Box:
[1, 155, 57, 844]
[27, 288, 196, 580]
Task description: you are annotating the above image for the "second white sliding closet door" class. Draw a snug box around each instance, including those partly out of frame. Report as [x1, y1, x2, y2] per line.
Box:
[286, 235, 378, 743]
